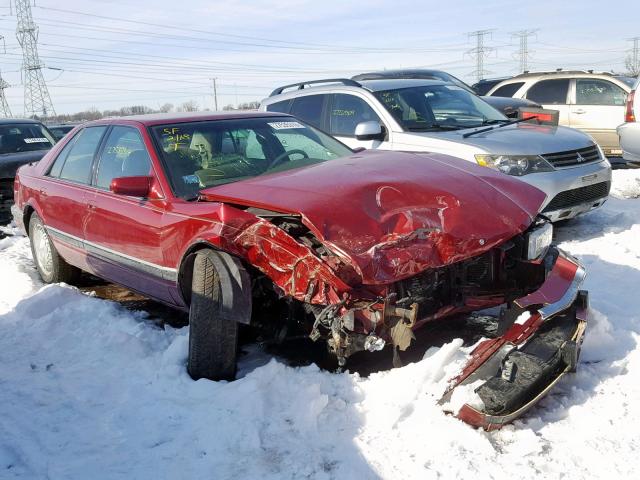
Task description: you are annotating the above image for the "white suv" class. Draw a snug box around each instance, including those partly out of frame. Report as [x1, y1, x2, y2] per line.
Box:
[617, 75, 640, 164]
[261, 78, 612, 222]
[486, 71, 636, 156]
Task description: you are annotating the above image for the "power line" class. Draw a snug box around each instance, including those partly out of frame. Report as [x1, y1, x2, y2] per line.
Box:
[15, 0, 55, 118]
[512, 29, 538, 72]
[467, 30, 495, 82]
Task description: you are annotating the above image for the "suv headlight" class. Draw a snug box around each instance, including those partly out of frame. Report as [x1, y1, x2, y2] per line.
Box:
[526, 222, 553, 260]
[475, 154, 554, 176]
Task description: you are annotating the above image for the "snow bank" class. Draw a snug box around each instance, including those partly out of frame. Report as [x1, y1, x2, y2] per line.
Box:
[610, 169, 640, 199]
[1, 170, 640, 479]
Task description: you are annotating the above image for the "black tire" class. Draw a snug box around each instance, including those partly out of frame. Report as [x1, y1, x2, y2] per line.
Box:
[29, 213, 80, 284]
[187, 249, 239, 381]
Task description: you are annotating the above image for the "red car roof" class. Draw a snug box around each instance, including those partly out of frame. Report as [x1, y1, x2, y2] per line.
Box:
[83, 110, 290, 127]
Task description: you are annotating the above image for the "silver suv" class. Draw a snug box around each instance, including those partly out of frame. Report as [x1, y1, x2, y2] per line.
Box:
[486, 70, 636, 155]
[261, 78, 612, 222]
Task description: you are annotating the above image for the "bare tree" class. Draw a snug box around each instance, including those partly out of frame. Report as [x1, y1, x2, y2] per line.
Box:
[159, 103, 174, 113]
[179, 100, 199, 112]
[625, 55, 640, 77]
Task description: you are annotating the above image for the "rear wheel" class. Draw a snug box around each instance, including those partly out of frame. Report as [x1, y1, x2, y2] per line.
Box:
[29, 213, 80, 284]
[187, 249, 239, 381]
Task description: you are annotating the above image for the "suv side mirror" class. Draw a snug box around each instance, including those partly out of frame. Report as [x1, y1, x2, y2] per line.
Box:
[355, 121, 385, 141]
[110, 176, 152, 197]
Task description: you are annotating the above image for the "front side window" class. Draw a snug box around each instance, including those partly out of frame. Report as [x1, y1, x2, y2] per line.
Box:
[151, 117, 352, 198]
[526, 79, 569, 104]
[289, 95, 326, 128]
[374, 84, 506, 131]
[329, 94, 381, 136]
[96, 126, 151, 189]
[491, 82, 525, 98]
[575, 79, 627, 106]
[0, 123, 56, 154]
[58, 126, 108, 184]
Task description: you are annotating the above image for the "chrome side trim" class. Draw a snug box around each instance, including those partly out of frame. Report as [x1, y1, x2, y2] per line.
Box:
[46, 226, 178, 282]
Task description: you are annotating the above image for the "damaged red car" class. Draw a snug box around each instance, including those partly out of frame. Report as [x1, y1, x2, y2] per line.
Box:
[12, 111, 588, 429]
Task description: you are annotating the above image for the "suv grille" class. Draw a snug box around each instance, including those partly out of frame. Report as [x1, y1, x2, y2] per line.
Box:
[542, 181, 610, 212]
[0, 179, 14, 224]
[541, 145, 601, 168]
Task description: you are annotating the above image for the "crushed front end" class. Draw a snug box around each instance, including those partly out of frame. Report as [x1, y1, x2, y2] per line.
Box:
[299, 219, 588, 428]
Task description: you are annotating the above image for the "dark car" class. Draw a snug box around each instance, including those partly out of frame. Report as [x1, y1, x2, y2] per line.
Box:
[47, 124, 76, 141]
[471, 77, 512, 96]
[13, 111, 588, 429]
[0, 119, 56, 224]
[352, 70, 542, 118]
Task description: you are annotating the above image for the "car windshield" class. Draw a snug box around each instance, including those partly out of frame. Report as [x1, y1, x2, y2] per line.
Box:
[0, 123, 56, 154]
[374, 84, 507, 131]
[151, 117, 353, 199]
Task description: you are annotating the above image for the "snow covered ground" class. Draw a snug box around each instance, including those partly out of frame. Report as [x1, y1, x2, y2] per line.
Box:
[1, 171, 639, 480]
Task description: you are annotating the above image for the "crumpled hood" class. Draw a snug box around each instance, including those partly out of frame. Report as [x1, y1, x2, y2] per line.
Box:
[201, 150, 546, 284]
[0, 150, 48, 178]
[410, 123, 595, 156]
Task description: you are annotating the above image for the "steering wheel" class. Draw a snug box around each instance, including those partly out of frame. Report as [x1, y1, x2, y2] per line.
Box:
[266, 149, 309, 170]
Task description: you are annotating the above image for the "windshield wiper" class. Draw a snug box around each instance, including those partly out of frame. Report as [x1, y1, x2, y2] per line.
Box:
[408, 124, 462, 131]
[462, 116, 536, 138]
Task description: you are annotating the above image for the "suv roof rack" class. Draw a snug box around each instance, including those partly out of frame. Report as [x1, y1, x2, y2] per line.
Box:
[351, 71, 440, 81]
[270, 78, 361, 97]
[513, 69, 614, 78]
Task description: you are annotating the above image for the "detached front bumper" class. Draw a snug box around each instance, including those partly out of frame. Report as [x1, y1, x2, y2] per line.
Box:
[441, 249, 588, 430]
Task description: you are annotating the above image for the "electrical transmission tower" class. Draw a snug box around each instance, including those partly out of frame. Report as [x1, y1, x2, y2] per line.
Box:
[0, 72, 12, 117]
[512, 29, 538, 73]
[467, 30, 495, 82]
[15, 0, 55, 118]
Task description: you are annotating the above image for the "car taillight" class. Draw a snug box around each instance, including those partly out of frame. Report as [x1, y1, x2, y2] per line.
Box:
[625, 90, 636, 122]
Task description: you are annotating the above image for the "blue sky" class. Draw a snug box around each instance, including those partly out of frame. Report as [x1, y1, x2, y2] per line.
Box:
[0, 0, 637, 114]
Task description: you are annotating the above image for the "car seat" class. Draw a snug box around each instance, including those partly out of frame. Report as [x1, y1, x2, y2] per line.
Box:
[121, 150, 151, 176]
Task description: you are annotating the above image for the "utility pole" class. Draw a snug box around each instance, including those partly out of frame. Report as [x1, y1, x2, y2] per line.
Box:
[15, 0, 56, 118]
[467, 30, 495, 82]
[512, 29, 538, 73]
[212, 78, 218, 111]
[627, 37, 640, 76]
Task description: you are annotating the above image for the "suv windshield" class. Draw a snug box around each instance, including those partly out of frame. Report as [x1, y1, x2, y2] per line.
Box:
[151, 117, 353, 198]
[374, 85, 507, 131]
[0, 123, 56, 154]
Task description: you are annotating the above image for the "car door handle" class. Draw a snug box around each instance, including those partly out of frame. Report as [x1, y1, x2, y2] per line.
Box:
[87, 203, 96, 210]
[574, 109, 587, 114]
[38, 189, 47, 197]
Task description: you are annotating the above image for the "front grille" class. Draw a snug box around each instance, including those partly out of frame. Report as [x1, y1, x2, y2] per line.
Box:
[542, 181, 610, 212]
[541, 145, 601, 168]
[0, 179, 14, 225]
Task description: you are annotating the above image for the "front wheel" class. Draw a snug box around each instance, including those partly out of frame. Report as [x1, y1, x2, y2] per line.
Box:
[29, 213, 80, 284]
[187, 249, 239, 381]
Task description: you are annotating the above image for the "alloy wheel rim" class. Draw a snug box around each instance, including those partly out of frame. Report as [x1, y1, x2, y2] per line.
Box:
[33, 224, 53, 277]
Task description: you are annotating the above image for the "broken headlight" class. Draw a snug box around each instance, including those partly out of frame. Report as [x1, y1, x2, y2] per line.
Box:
[475, 154, 554, 176]
[525, 222, 553, 260]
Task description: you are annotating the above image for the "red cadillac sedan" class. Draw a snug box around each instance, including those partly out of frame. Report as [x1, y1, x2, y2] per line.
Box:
[12, 111, 588, 429]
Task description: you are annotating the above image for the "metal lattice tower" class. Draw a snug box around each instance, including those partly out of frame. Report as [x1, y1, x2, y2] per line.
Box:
[0, 71, 12, 117]
[467, 30, 495, 82]
[627, 37, 640, 75]
[512, 29, 538, 73]
[15, 0, 55, 118]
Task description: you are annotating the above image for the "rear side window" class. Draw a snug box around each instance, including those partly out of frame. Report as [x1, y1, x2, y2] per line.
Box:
[329, 94, 381, 136]
[96, 126, 151, 189]
[575, 79, 627, 106]
[57, 126, 107, 184]
[265, 100, 291, 113]
[289, 95, 326, 129]
[491, 82, 524, 98]
[526, 79, 570, 104]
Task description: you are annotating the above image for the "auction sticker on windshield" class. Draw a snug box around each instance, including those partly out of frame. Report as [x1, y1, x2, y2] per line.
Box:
[268, 121, 305, 130]
[24, 138, 50, 143]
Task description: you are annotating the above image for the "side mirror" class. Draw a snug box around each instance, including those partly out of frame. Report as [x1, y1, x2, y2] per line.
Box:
[355, 121, 385, 141]
[110, 176, 152, 197]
